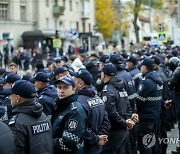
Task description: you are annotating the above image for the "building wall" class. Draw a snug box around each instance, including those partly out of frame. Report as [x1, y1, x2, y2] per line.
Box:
[0, 0, 96, 49]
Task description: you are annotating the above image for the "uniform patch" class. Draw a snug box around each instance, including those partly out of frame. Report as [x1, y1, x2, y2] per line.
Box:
[119, 91, 128, 97]
[87, 97, 104, 108]
[32, 122, 50, 135]
[8, 115, 17, 125]
[68, 119, 78, 131]
[102, 96, 107, 103]
[138, 84, 144, 92]
[128, 80, 135, 87]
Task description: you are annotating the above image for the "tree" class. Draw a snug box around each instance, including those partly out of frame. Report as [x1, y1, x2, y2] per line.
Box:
[127, 0, 163, 43]
[95, 0, 118, 40]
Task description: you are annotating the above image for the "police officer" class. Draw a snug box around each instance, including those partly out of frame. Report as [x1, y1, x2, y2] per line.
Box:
[8, 80, 53, 154]
[0, 121, 15, 154]
[2, 73, 21, 119]
[109, 54, 137, 112]
[95, 54, 110, 92]
[151, 55, 171, 154]
[100, 64, 135, 154]
[126, 55, 142, 91]
[169, 57, 180, 154]
[51, 66, 70, 84]
[73, 68, 110, 154]
[52, 76, 86, 154]
[136, 58, 163, 154]
[85, 53, 99, 85]
[33, 72, 58, 116]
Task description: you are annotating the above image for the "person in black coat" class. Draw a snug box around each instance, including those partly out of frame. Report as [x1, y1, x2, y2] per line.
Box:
[136, 58, 163, 154]
[100, 64, 135, 154]
[72, 68, 110, 154]
[8, 80, 53, 154]
[0, 121, 15, 154]
[52, 76, 86, 154]
[33, 72, 58, 116]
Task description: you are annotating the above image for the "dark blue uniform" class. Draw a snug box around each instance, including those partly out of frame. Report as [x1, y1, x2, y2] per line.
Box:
[36, 85, 58, 115]
[52, 93, 86, 154]
[136, 71, 163, 154]
[116, 68, 137, 113]
[128, 66, 142, 91]
[77, 86, 110, 154]
[9, 101, 53, 154]
[100, 76, 132, 154]
[0, 121, 15, 154]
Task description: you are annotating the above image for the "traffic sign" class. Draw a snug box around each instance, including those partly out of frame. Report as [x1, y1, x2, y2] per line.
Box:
[53, 38, 62, 48]
[157, 32, 168, 43]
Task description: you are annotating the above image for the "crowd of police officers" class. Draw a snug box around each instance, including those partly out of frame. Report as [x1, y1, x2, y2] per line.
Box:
[0, 44, 180, 154]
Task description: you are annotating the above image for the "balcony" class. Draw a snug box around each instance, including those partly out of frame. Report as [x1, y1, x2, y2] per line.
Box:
[81, 11, 90, 20]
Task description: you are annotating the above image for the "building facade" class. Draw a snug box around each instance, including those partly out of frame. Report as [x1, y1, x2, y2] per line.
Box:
[0, 0, 96, 53]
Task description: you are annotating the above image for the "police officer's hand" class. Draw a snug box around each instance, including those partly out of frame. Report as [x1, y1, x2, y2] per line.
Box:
[131, 113, 139, 123]
[126, 119, 135, 129]
[164, 100, 172, 109]
[97, 135, 108, 146]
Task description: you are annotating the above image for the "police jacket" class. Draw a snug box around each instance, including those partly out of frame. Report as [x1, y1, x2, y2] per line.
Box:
[52, 93, 86, 154]
[0, 121, 15, 154]
[100, 76, 131, 130]
[170, 66, 180, 95]
[128, 67, 142, 91]
[85, 59, 99, 85]
[136, 71, 163, 120]
[9, 101, 53, 154]
[36, 85, 58, 115]
[116, 67, 137, 112]
[77, 86, 110, 153]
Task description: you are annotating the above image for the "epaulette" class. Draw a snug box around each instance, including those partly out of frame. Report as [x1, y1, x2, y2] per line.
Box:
[71, 102, 77, 110]
[8, 115, 18, 125]
[102, 85, 108, 92]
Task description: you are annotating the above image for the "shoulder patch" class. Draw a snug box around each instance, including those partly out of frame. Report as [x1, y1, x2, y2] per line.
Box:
[102, 85, 108, 92]
[102, 96, 107, 103]
[138, 84, 144, 92]
[8, 115, 18, 125]
[71, 102, 77, 110]
[68, 119, 78, 131]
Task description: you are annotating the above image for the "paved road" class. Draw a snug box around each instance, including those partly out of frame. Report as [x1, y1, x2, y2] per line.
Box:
[167, 124, 179, 154]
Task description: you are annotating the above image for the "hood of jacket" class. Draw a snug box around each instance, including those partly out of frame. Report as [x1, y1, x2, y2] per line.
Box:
[78, 86, 96, 97]
[106, 76, 125, 91]
[144, 71, 163, 86]
[37, 85, 57, 98]
[12, 100, 43, 118]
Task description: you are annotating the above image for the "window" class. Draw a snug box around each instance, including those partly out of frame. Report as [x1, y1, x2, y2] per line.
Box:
[46, 0, 49, 7]
[63, 0, 65, 7]
[76, 22, 79, 32]
[46, 18, 49, 29]
[0, 2, 8, 20]
[83, 22, 85, 32]
[76, 1, 78, 12]
[69, 0, 72, 11]
[20, 5, 26, 21]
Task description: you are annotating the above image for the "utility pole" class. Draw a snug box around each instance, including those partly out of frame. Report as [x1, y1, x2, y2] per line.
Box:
[148, 0, 152, 33]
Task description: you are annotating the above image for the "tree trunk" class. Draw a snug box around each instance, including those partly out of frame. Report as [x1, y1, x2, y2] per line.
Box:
[133, 12, 140, 43]
[133, 0, 142, 43]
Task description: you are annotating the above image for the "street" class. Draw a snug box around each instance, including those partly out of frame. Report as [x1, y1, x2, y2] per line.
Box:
[167, 124, 179, 154]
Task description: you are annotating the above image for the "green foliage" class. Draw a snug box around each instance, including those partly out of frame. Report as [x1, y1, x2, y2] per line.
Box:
[95, 0, 118, 39]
